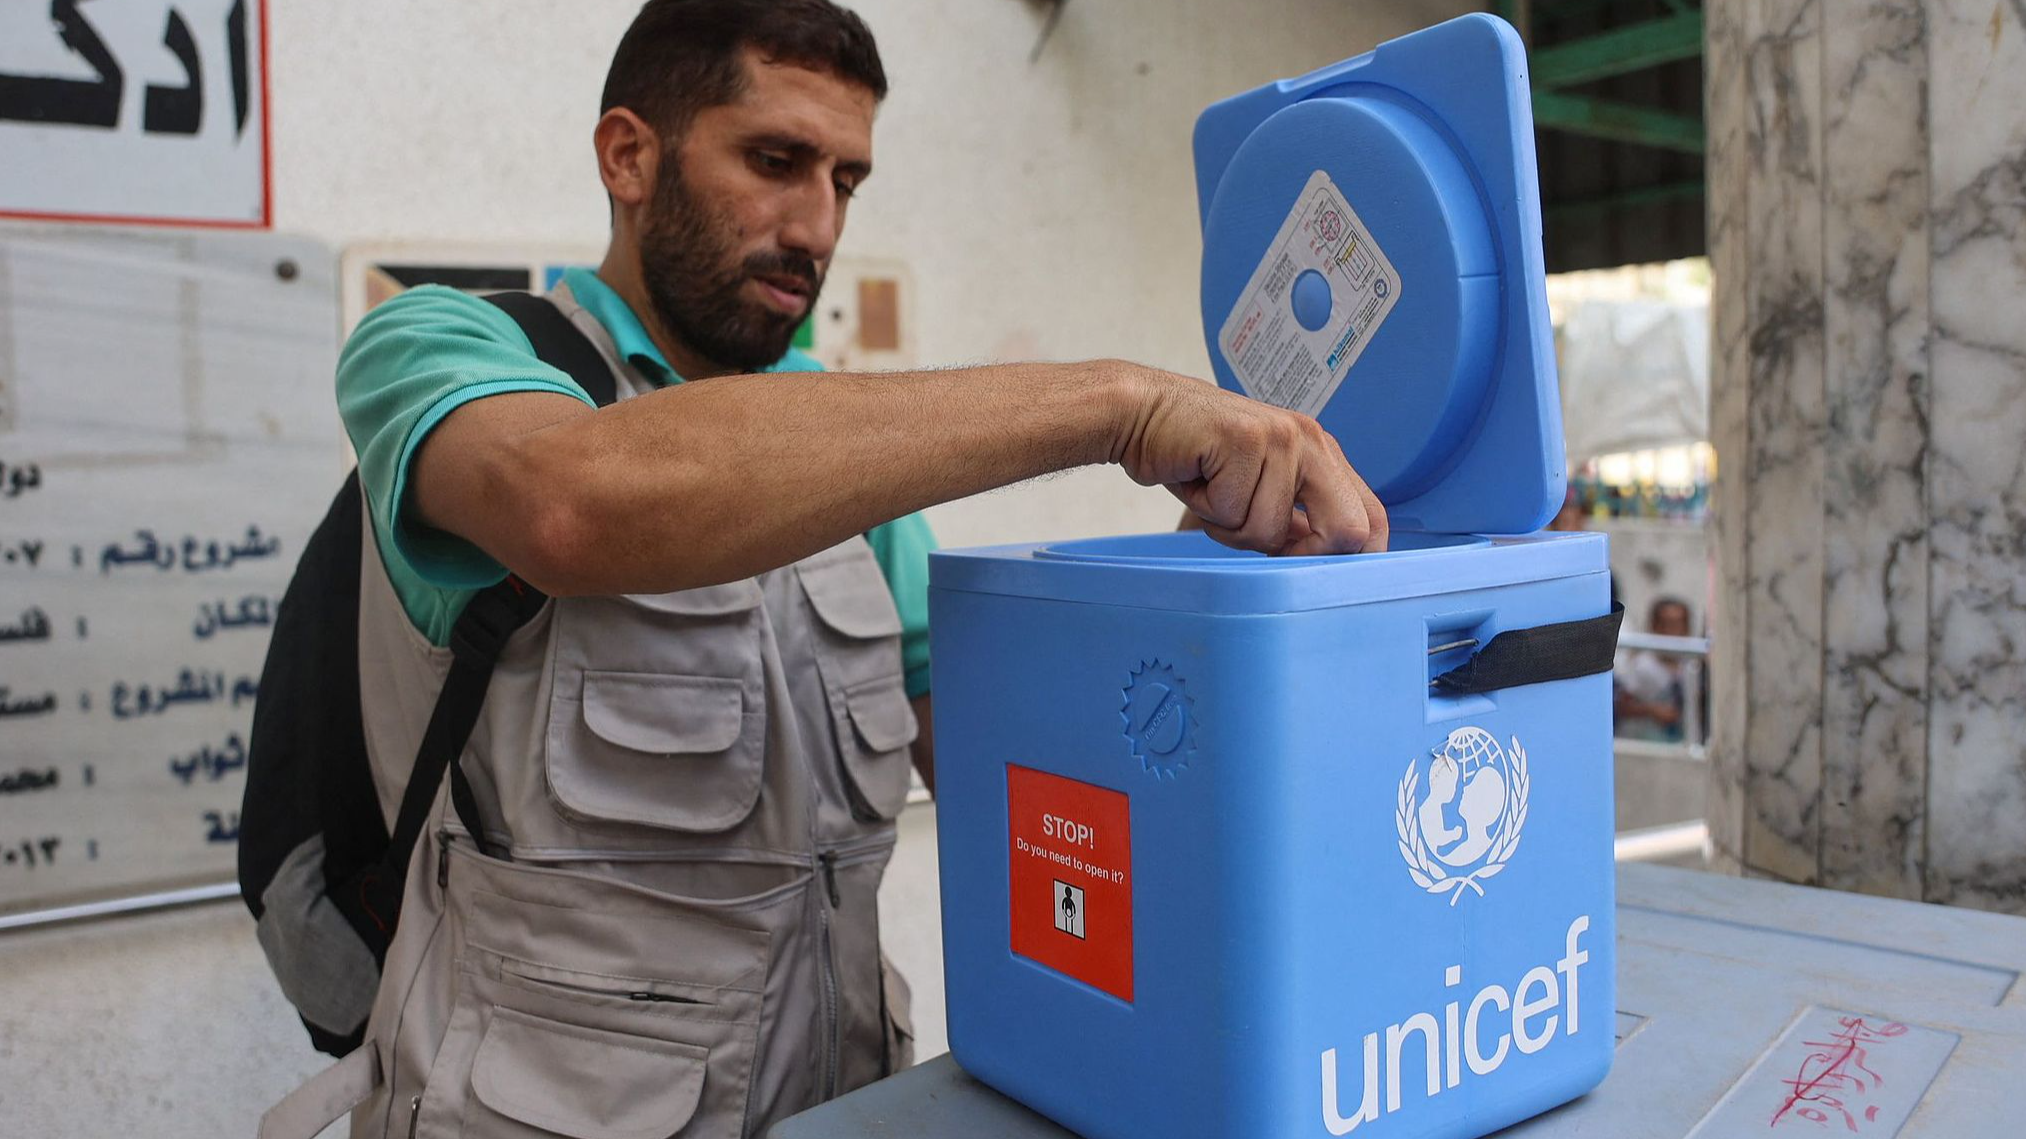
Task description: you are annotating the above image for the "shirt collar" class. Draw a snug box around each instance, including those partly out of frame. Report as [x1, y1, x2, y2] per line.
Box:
[560, 267, 681, 386]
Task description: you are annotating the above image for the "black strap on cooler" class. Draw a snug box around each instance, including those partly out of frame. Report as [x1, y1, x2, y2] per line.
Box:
[340, 292, 618, 948]
[1430, 602, 1625, 697]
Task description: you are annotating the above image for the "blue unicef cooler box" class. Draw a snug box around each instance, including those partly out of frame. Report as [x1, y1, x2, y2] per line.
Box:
[930, 16, 1618, 1139]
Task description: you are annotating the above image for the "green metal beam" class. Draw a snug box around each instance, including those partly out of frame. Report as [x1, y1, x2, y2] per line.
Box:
[1530, 10, 1704, 89]
[1544, 180, 1704, 222]
[1530, 90, 1705, 154]
[1531, 0, 1689, 23]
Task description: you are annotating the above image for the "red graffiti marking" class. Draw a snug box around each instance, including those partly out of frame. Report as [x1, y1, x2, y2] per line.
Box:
[1770, 1017, 1910, 1131]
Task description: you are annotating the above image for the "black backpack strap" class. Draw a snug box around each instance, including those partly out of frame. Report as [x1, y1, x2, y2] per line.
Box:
[342, 291, 621, 944]
[485, 290, 619, 408]
[1430, 603, 1625, 697]
[346, 577, 549, 941]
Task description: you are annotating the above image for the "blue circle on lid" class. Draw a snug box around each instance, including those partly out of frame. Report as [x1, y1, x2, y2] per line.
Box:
[1290, 269, 1332, 331]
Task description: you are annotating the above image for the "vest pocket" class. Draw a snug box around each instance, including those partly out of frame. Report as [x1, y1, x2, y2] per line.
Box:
[543, 582, 769, 836]
[841, 679, 917, 819]
[548, 670, 764, 832]
[796, 545, 918, 821]
[412, 856, 776, 1139]
[467, 1008, 707, 1138]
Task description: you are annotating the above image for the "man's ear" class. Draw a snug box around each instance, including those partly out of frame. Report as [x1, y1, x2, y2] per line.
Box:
[594, 107, 661, 210]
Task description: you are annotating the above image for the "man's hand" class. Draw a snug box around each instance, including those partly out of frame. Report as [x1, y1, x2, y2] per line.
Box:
[1114, 368, 1387, 556]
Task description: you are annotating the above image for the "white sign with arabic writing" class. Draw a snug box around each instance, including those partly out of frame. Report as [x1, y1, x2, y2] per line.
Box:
[0, 0, 268, 227]
[0, 228, 338, 917]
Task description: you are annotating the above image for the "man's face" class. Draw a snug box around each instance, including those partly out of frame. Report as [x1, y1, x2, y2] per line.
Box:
[1652, 603, 1691, 638]
[638, 51, 876, 373]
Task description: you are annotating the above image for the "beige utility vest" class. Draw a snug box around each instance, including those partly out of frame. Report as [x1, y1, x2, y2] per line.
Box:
[340, 288, 918, 1139]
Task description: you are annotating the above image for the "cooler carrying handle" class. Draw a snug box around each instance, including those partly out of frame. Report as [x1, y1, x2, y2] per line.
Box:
[1430, 603, 1624, 697]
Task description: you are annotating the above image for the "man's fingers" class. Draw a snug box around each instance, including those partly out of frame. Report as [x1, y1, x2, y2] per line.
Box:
[1359, 480, 1390, 552]
[1282, 455, 1374, 556]
[1325, 429, 1388, 552]
[1198, 520, 1244, 549]
[1201, 510, 1317, 557]
[1282, 511, 1370, 555]
[1280, 508, 1315, 552]
[1231, 448, 1299, 552]
[1167, 478, 1213, 516]
[1147, 383, 1386, 556]
[1197, 451, 1261, 532]
[1168, 478, 1240, 535]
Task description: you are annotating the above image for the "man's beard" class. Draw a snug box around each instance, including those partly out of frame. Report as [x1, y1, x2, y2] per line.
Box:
[638, 162, 823, 374]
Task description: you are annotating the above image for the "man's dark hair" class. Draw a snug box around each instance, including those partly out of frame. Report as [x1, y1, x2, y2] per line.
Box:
[601, 0, 887, 139]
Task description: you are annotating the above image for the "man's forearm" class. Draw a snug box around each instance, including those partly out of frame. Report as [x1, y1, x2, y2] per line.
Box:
[430, 360, 1138, 596]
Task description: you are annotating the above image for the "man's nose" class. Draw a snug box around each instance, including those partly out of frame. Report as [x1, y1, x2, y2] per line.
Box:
[777, 179, 841, 263]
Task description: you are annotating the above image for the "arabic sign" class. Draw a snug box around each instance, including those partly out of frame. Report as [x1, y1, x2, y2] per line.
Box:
[0, 228, 339, 917]
[0, 0, 270, 228]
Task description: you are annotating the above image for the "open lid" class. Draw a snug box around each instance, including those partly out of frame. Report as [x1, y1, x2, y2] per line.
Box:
[1192, 14, 1564, 535]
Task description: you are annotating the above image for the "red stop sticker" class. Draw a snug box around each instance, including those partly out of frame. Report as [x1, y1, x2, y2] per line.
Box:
[1007, 764, 1134, 1002]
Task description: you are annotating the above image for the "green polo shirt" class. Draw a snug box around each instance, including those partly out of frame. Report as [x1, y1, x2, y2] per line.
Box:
[336, 268, 936, 697]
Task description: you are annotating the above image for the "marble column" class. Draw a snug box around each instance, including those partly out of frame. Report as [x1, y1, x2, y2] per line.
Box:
[1706, 0, 2026, 913]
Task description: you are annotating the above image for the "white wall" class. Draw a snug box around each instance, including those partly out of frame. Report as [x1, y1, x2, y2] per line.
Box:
[1, 2, 1480, 1133]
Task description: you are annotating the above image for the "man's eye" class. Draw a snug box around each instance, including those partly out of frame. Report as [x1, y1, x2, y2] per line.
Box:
[834, 180, 859, 200]
[753, 152, 792, 174]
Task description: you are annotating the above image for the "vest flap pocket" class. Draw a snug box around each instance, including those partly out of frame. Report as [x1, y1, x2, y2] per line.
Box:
[551, 671, 763, 832]
[798, 553, 904, 639]
[846, 679, 918, 753]
[469, 1007, 705, 1139]
[581, 672, 743, 755]
[838, 678, 916, 819]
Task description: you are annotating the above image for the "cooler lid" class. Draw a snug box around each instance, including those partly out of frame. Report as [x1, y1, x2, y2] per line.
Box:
[1192, 14, 1564, 535]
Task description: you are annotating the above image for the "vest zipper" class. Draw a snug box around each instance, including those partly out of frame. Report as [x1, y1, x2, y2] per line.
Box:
[818, 850, 842, 907]
[405, 1094, 420, 1139]
[497, 961, 706, 1006]
[437, 830, 450, 888]
[810, 838, 888, 1098]
[815, 851, 841, 1100]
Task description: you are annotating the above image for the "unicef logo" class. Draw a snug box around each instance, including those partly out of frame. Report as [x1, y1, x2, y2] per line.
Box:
[1121, 661, 1194, 779]
[1395, 727, 1530, 905]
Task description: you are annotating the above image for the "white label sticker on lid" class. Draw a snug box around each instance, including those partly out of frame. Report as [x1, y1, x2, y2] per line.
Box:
[1217, 169, 1403, 418]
